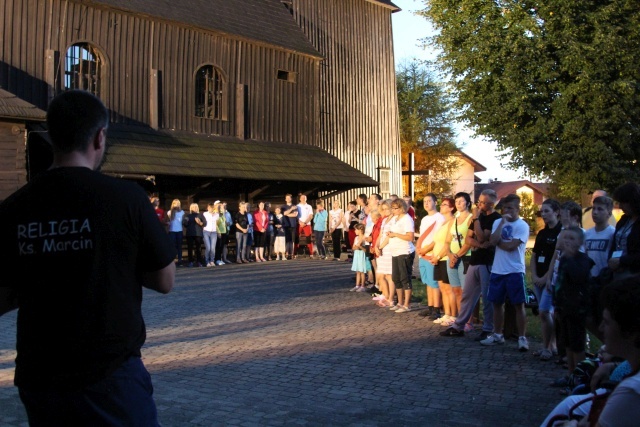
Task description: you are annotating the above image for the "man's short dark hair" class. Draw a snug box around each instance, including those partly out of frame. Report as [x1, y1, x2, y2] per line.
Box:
[502, 194, 520, 206]
[46, 90, 109, 154]
[561, 201, 582, 220]
[592, 196, 613, 214]
[370, 193, 382, 201]
[425, 193, 437, 203]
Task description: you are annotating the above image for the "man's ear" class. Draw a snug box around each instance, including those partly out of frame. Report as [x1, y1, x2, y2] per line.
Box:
[93, 127, 107, 151]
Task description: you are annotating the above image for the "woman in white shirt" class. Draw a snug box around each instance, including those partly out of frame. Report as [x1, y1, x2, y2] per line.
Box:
[387, 199, 415, 313]
[329, 200, 345, 261]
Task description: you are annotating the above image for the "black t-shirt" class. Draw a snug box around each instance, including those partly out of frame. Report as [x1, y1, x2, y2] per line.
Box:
[234, 211, 248, 231]
[280, 203, 297, 228]
[533, 222, 563, 276]
[469, 211, 502, 266]
[0, 167, 176, 390]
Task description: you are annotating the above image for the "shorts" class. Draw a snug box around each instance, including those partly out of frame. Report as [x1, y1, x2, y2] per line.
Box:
[556, 310, 586, 353]
[536, 286, 554, 313]
[487, 272, 526, 305]
[419, 258, 438, 288]
[433, 260, 450, 284]
[392, 254, 412, 290]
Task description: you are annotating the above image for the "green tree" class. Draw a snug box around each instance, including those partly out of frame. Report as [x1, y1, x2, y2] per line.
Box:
[417, 0, 640, 197]
[518, 192, 538, 233]
[397, 60, 460, 199]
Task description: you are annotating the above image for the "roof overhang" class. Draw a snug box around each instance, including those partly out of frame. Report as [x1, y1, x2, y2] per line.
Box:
[101, 125, 378, 198]
[0, 89, 47, 121]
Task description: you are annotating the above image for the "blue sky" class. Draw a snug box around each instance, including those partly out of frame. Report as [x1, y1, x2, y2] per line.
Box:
[391, 0, 525, 182]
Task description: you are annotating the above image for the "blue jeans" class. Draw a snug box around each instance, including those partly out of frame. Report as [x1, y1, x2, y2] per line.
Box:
[314, 230, 326, 256]
[19, 356, 159, 426]
[203, 230, 218, 264]
[235, 232, 248, 261]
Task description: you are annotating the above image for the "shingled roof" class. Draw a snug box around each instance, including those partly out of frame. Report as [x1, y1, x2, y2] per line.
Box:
[86, 0, 320, 57]
[101, 125, 378, 189]
[0, 89, 47, 121]
[367, 0, 400, 10]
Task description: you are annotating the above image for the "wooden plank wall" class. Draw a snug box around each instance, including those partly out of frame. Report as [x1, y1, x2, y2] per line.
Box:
[0, 0, 318, 146]
[292, 0, 402, 206]
[0, 122, 26, 201]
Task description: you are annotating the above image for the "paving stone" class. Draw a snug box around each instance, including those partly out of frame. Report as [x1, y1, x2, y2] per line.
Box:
[0, 259, 564, 425]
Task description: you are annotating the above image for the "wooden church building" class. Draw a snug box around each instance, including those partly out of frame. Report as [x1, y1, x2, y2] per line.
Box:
[0, 0, 402, 206]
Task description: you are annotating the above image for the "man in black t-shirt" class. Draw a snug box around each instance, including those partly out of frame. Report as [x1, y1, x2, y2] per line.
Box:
[441, 189, 502, 340]
[281, 193, 298, 259]
[0, 90, 175, 425]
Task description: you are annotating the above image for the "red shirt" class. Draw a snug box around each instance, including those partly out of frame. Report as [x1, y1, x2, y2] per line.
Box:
[253, 209, 269, 233]
[371, 216, 383, 256]
[155, 207, 166, 223]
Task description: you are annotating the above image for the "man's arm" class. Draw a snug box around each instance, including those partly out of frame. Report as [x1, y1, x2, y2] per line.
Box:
[489, 219, 506, 246]
[142, 262, 175, 294]
[0, 287, 18, 316]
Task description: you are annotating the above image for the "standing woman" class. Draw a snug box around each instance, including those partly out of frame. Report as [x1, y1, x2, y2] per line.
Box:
[182, 203, 206, 267]
[313, 200, 329, 259]
[215, 204, 228, 266]
[265, 203, 276, 260]
[387, 199, 415, 313]
[430, 198, 456, 322]
[202, 202, 219, 267]
[253, 201, 269, 262]
[416, 193, 445, 318]
[608, 182, 640, 278]
[347, 201, 360, 250]
[373, 199, 395, 307]
[444, 192, 473, 326]
[167, 199, 185, 266]
[329, 200, 345, 261]
[235, 202, 250, 263]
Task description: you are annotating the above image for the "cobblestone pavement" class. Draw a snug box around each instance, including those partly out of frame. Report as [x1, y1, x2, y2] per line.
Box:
[1, 258, 565, 426]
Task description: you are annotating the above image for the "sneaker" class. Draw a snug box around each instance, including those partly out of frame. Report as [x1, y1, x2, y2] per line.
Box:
[355, 286, 367, 292]
[215, 261, 224, 266]
[474, 331, 491, 342]
[395, 305, 411, 313]
[439, 327, 464, 337]
[480, 334, 505, 346]
[518, 336, 529, 352]
[349, 286, 359, 292]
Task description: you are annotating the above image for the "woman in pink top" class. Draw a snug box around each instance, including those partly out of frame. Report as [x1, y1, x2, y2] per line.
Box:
[253, 201, 269, 262]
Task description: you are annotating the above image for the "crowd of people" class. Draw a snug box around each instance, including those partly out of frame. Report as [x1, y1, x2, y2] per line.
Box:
[345, 185, 640, 426]
[151, 182, 640, 427]
[4, 89, 638, 426]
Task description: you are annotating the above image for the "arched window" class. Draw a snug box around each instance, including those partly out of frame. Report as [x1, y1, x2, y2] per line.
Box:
[64, 43, 102, 96]
[195, 65, 224, 119]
